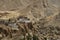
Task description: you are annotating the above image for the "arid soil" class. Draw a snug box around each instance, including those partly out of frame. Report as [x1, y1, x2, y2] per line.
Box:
[0, 0, 60, 40]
